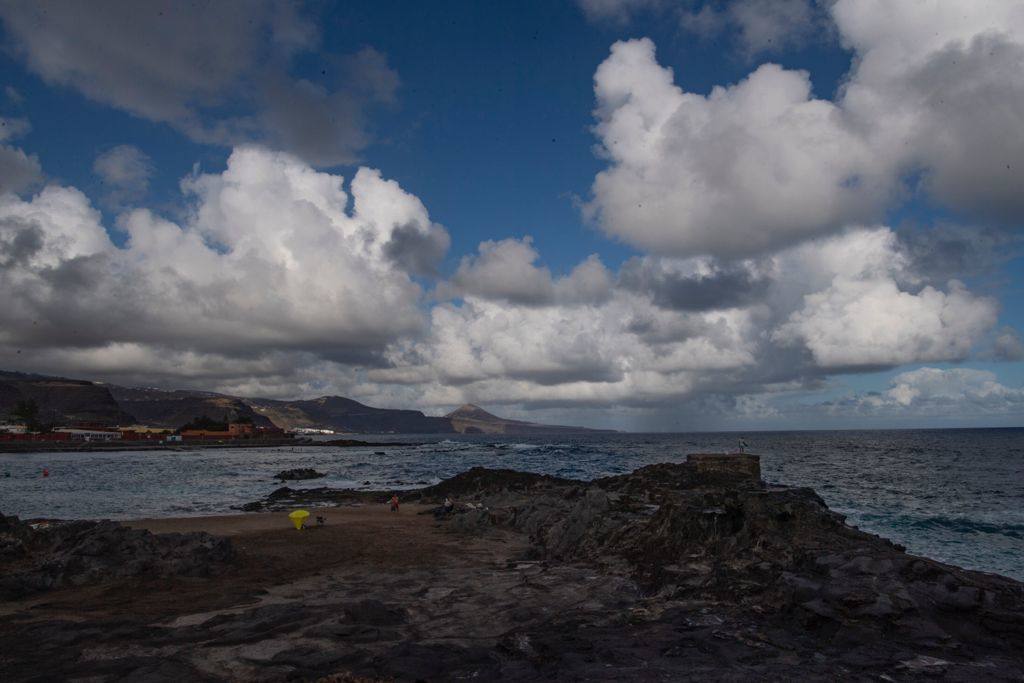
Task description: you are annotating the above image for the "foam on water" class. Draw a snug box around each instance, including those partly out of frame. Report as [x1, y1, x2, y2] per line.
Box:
[0, 428, 1021, 579]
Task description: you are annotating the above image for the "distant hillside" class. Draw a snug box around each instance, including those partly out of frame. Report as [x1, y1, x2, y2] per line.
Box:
[0, 369, 612, 434]
[0, 371, 133, 427]
[245, 396, 454, 433]
[446, 403, 611, 434]
[108, 385, 275, 429]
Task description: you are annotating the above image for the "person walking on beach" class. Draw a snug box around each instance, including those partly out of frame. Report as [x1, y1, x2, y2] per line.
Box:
[390, 494, 400, 512]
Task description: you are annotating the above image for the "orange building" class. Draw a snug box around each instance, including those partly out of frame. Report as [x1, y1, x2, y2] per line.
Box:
[180, 422, 256, 440]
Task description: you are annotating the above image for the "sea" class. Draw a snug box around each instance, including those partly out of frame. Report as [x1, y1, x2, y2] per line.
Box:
[1, 429, 1022, 581]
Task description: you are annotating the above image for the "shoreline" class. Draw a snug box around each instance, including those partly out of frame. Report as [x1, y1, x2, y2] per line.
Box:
[0, 437, 418, 453]
[3, 456, 1023, 680]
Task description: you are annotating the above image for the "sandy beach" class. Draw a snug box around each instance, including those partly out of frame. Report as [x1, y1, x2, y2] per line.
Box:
[6, 502, 512, 622]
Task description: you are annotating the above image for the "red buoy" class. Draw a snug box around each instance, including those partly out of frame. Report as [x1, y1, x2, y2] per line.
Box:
[42, 468, 49, 478]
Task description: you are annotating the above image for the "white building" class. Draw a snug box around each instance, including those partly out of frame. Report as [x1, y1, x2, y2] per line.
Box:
[54, 428, 122, 442]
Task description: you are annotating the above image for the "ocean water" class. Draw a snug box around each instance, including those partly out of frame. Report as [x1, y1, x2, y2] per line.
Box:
[0, 429, 1021, 581]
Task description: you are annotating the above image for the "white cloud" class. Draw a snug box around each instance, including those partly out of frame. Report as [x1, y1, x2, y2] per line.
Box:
[839, 367, 1024, 417]
[0, 146, 447, 373]
[587, 4, 1024, 259]
[445, 237, 555, 305]
[442, 237, 613, 307]
[586, 38, 888, 258]
[834, 0, 1024, 221]
[774, 228, 998, 368]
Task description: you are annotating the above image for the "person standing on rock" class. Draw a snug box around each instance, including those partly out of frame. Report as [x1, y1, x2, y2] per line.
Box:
[390, 494, 400, 512]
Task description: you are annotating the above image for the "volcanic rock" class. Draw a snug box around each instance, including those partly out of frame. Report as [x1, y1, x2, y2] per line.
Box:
[0, 513, 234, 600]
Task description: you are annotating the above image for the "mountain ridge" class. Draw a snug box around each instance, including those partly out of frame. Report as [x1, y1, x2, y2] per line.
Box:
[1, 370, 608, 434]
[445, 402, 614, 435]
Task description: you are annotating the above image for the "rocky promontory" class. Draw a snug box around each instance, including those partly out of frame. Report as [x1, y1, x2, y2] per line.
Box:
[1, 454, 1022, 681]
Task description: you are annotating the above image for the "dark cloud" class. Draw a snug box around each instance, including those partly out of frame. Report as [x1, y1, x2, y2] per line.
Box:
[619, 257, 770, 311]
[0, 117, 42, 195]
[384, 222, 451, 277]
[898, 224, 1022, 284]
[992, 327, 1024, 362]
[0, 220, 43, 266]
[0, 1, 397, 167]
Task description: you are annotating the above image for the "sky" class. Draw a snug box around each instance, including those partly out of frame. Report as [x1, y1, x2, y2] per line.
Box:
[0, 0, 1023, 431]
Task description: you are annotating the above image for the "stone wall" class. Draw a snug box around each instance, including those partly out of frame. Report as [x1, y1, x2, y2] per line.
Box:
[686, 453, 761, 483]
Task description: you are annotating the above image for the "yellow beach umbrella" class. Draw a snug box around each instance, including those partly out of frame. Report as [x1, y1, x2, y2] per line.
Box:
[288, 509, 310, 530]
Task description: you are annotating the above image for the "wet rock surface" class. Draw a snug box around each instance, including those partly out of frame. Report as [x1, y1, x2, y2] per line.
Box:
[0, 513, 234, 600]
[274, 467, 326, 481]
[2, 455, 1023, 681]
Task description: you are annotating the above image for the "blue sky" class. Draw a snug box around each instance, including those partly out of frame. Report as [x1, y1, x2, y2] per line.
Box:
[0, 0, 1022, 430]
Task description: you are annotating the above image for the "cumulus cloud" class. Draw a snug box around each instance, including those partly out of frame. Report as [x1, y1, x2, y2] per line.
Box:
[0, 147, 448, 381]
[0, 151, 1004, 420]
[773, 228, 998, 368]
[831, 367, 1024, 418]
[0, 1, 1017, 427]
[586, 38, 887, 258]
[442, 237, 613, 307]
[92, 145, 154, 208]
[445, 237, 555, 305]
[0, 1, 397, 166]
[384, 224, 999, 414]
[835, 0, 1024, 221]
[396, 291, 757, 400]
[587, 4, 1024, 259]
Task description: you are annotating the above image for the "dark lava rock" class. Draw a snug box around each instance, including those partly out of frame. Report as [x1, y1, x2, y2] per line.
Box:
[0, 512, 234, 600]
[274, 468, 326, 481]
[230, 454, 1024, 678]
[431, 456, 1024, 675]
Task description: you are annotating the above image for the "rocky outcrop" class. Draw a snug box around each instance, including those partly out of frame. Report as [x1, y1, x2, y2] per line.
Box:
[429, 456, 1024, 675]
[274, 468, 326, 481]
[2, 456, 1023, 680]
[0, 513, 234, 600]
[241, 454, 1024, 676]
